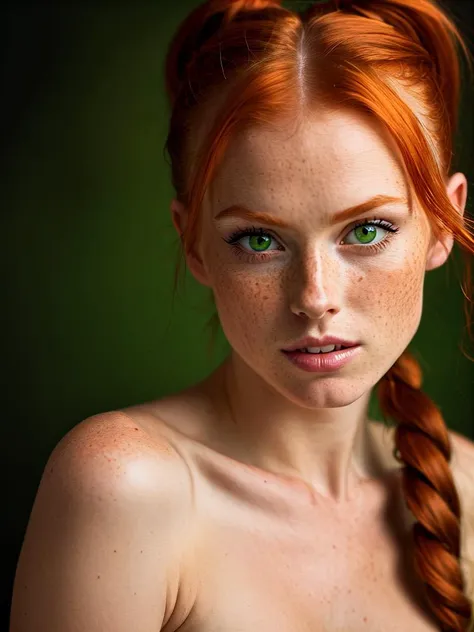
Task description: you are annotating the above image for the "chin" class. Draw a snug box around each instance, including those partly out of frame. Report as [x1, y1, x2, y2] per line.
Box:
[280, 376, 372, 409]
[254, 355, 374, 409]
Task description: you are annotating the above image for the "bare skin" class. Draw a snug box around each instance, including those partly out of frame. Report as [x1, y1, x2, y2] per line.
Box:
[160, 107, 472, 630]
[10, 109, 474, 632]
[172, 107, 468, 503]
[116, 370, 474, 632]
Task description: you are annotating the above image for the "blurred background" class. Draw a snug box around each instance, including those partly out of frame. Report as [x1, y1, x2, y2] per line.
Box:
[2, 1, 473, 629]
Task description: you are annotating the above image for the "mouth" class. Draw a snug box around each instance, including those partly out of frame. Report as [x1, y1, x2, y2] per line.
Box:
[283, 345, 353, 354]
[281, 344, 362, 372]
[282, 343, 358, 354]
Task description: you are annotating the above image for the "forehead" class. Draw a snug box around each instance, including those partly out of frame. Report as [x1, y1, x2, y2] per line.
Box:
[207, 108, 409, 213]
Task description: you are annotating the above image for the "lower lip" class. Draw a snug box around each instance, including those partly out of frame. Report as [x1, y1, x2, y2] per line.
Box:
[281, 345, 361, 373]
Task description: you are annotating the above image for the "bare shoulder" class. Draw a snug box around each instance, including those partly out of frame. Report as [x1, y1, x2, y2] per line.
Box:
[41, 409, 194, 507]
[449, 428, 474, 527]
[448, 429, 474, 608]
[10, 410, 196, 632]
[369, 421, 474, 567]
[370, 420, 474, 574]
[449, 428, 474, 479]
[369, 419, 474, 486]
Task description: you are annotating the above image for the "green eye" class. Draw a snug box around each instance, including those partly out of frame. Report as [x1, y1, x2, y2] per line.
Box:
[248, 234, 272, 251]
[224, 226, 278, 253]
[344, 219, 398, 247]
[353, 225, 377, 244]
[223, 219, 400, 261]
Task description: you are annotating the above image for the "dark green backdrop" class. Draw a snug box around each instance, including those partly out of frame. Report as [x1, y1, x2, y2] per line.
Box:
[3, 2, 473, 629]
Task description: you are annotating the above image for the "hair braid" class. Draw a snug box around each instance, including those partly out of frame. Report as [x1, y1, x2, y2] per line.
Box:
[378, 350, 473, 631]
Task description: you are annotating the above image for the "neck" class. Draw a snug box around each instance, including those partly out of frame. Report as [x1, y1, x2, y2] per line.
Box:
[205, 352, 388, 504]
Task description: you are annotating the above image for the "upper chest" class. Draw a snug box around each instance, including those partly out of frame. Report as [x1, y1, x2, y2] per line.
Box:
[127, 403, 471, 632]
[171, 460, 440, 632]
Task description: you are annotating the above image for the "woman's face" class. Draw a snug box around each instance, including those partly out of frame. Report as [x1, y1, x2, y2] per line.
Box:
[177, 109, 451, 407]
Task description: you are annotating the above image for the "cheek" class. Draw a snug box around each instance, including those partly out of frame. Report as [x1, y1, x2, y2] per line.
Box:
[211, 261, 282, 347]
[214, 270, 279, 315]
[351, 251, 426, 340]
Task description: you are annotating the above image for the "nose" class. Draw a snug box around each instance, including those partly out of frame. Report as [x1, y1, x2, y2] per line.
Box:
[289, 250, 342, 321]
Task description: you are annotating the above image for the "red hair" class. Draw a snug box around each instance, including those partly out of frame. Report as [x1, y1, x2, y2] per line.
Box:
[164, 1, 474, 629]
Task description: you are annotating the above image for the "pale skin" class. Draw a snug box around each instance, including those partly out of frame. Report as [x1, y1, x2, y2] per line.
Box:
[9, 108, 474, 632]
[165, 108, 472, 629]
[171, 107, 468, 503]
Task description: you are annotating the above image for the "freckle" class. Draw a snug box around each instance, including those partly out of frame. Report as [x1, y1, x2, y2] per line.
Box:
[114, 550, 117, 553]
[140, 550, 143, 553]
[97, 575, 100, 579]
[134, 428, 139, 431]
[363, 617, 367, 622]
[332, 544, 336, 549]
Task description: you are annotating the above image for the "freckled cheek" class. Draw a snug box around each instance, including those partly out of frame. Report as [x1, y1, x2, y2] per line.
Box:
[210, 261, 283, 348]
[350, 257, 425, 340]
[213, 267, 281, 315]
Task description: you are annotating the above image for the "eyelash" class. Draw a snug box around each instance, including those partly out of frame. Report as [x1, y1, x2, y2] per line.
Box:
[222, 217, 400, 262]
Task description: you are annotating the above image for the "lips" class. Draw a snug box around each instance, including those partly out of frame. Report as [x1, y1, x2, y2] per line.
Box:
[282, 337, 359, 352]
[292, 345, 348, 353]
[282, 344, 362, 372]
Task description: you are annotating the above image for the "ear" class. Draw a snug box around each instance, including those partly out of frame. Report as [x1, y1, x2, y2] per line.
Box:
[170, 198, 212, 287]
[425, 172, 468, 272]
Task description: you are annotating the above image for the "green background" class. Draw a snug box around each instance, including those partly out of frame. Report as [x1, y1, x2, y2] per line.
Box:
[3, 1, 473, 628]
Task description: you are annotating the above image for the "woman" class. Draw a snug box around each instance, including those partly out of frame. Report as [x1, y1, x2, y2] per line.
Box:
[9, 0, 474, 631]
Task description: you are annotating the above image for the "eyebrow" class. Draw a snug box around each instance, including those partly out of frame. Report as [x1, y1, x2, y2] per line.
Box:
[214, 194, 408, 228]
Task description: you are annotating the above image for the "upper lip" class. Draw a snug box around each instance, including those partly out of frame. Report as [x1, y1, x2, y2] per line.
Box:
[282, 336, 360, 351]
